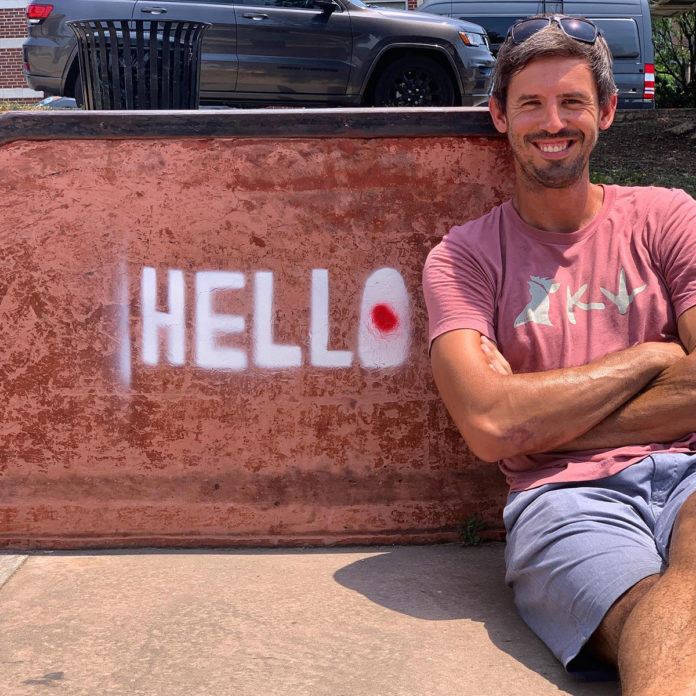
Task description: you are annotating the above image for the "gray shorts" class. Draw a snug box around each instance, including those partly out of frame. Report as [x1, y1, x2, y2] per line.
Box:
[503, 452, 696, 680]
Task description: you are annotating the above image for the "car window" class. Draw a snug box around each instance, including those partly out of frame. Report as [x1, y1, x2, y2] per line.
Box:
[591, 18, 640, 59]
[235, 0, 320, 6]
[148, 0, 239, 4]
[421, 1, 449, 13]
[458, 15, 641, 60]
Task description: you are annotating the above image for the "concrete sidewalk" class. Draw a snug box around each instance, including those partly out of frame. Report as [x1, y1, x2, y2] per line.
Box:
[0, 544, 620, 696]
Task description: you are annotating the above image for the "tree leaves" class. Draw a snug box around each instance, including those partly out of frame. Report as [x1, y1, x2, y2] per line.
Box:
[652, 11, 696, 107]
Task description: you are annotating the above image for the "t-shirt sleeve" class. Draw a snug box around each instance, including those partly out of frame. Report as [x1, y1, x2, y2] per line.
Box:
[651, 188, 696, 319]
[422, 225, 498, 348]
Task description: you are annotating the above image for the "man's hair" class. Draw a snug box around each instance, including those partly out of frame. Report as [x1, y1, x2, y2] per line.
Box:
[491, 16, 617, 110]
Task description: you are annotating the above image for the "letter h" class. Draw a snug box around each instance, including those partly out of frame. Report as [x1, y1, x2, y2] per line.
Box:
[141, 267, 185, 366]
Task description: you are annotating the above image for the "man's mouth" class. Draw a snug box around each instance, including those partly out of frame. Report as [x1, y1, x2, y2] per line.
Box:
[535, 140, 573, 153]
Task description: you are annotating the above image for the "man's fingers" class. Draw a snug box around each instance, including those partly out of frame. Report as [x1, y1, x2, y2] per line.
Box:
[497, 350, 513, 375]
[481, 335, 513, 375]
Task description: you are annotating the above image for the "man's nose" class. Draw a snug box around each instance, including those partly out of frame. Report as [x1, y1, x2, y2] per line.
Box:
[539, 103, 566, 133]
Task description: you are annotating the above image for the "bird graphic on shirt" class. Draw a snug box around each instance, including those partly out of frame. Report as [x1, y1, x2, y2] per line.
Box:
[600, 269, 647, 315]
[514, 276, 561, 328]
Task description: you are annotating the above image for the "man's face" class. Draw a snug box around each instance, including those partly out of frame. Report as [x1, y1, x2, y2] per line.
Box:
[489, 56, 617, 190]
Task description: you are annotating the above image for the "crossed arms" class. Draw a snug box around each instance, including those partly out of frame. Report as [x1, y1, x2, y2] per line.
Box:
[430, 306, 696, 463]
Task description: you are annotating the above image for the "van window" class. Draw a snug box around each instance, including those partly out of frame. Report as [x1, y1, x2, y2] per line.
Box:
[591, 18, 640, 59]
[456, 15, 641, 60]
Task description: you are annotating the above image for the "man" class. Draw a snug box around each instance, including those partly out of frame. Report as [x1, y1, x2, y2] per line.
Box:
[422, 15, 696, 695]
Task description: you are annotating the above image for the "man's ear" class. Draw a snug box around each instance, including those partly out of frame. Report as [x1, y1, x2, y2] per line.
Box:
[599, 93, 618, 131]
[488, 96, 508, 134]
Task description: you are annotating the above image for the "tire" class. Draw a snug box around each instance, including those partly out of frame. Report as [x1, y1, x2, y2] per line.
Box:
[372, 56, 456, 107]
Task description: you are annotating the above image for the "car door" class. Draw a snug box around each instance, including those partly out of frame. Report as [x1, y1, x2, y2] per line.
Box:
[133, 0, 238, 92]
[233, 0, 352, 95]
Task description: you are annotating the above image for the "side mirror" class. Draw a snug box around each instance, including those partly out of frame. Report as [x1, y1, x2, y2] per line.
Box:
[314, 0, 336, 13]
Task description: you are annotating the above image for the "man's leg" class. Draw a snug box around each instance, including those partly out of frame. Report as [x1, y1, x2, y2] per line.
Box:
[592, 491, 696, 695]
[503, 470, 666, 679]
[588, 574, 660, 666]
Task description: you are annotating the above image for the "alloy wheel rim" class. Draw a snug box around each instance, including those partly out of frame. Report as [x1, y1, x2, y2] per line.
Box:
[388, 68, 443, 106]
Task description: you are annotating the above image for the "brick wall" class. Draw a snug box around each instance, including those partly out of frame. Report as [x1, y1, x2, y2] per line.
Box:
[0, 0, 43, 101]
[0, 6, 25, 37]
[1, 47, 24, 87]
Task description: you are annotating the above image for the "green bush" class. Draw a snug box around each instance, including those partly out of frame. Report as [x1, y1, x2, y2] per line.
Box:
[652, 13, 696, 108]
[655, 73, 692, 109]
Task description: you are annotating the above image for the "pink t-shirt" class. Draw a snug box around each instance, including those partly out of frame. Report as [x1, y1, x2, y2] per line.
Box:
[423, 185, 696, 491]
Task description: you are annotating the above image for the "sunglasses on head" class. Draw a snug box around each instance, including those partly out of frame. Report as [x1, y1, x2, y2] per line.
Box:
[507, 16, 599, 45]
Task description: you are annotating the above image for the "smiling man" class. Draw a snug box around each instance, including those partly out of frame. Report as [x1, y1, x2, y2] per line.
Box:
[422, 15, 696, 695]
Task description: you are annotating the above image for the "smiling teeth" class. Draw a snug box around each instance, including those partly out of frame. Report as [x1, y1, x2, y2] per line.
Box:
[539, 143, 569, 152]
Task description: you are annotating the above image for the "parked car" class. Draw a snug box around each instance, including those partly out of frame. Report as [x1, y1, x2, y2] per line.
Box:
[416, 0, 655, 109]
[23, 0, 495, 108]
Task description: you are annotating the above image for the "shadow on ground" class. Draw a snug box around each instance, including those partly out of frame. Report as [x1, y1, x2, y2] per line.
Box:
[333, 543, 620, 696]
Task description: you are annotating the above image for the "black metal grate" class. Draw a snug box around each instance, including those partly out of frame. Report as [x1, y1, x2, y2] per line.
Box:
[67, 19, 211, 110]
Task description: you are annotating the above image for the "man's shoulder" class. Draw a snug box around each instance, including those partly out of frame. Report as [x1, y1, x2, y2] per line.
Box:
[611, 183, 694, 208]
[451, 199, 510, 233]
[423, 202, 511, 289]
[428, 200, 509, 256]
[607, 185, 696, 234]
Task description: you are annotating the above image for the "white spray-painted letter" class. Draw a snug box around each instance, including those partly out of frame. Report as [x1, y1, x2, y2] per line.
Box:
[310, 269, 353, 368]
[358, 268, 410, 369]
[254, 272, 302, 368]
[195, 271, 247, 370]
[141, 267, 185, 366]
[118, 266, 132, 388]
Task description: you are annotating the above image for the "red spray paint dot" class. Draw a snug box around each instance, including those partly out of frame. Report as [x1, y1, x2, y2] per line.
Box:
[371, 303, 399, 334]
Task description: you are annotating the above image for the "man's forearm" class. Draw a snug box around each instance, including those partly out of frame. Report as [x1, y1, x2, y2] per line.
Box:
[472, 344, 680, 459]
[431, 332, 685, 462]
[556, 352, 696, 452]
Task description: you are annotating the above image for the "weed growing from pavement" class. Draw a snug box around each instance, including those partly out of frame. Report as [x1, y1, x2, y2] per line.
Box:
[457, 514, 486, 547]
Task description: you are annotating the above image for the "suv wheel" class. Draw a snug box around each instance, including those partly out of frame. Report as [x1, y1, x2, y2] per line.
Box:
[372, 56, 456, 107]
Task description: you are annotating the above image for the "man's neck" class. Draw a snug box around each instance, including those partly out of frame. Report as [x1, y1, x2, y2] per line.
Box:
[512, 176, 605, 234]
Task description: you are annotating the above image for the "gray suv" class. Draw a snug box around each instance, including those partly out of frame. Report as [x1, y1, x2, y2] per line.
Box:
[23, 0, 495, 107]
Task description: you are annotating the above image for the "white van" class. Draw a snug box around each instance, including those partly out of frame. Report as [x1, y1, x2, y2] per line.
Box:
[416, 0, 655, 108]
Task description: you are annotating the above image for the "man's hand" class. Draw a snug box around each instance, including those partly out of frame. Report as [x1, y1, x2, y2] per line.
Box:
[480, 336, 513, 376]
[555, 307, 696, 452]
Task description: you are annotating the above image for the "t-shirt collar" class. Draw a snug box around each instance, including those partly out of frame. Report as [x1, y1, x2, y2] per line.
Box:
[504, 184, 616, 246]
